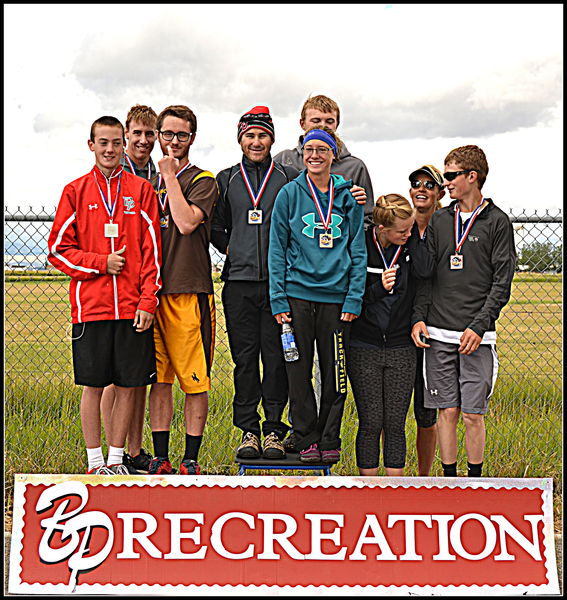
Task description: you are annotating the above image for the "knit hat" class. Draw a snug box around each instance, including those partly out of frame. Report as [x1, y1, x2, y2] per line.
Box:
[408, 164, 444, 187]
[237, 106, 275, 142]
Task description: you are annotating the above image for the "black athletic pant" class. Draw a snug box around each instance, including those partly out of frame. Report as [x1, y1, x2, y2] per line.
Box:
[347, 344, 416, 469]
[222, 280, 289, 439]
[285, 297, 350, 452]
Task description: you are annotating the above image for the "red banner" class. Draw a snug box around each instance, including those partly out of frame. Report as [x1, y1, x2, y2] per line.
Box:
[9, 474, 559, 595]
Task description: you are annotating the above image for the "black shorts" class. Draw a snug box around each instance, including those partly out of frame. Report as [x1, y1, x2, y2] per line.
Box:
[71, 319, 157, 388]
[413, 347, 438, 428]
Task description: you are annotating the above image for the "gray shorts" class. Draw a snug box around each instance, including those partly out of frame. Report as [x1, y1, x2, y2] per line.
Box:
[423, 339, 498, 415]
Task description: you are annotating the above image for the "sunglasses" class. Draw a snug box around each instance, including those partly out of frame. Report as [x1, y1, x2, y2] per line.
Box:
[443, 169, 476, 182]
[410, 179, 438, 190]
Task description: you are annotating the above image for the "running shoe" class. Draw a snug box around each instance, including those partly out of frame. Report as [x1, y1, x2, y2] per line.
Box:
[131, 448, 153, 472]
[86, 465, 113, 475]
[122, 453, 141, 474]
[262, 432, 285, 459]
[236, 432, 261, 459]
[179, 459, 201, 475]
[107, 463, 130, 475]
[148, 457, 177, 474]
[299, 443, 321, 463]
[321, 448, 341, 464]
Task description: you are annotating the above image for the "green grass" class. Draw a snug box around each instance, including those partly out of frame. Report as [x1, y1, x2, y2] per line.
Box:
[4, 273, 563, 533]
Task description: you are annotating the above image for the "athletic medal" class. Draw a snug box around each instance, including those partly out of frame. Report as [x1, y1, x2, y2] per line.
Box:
[453, 198, 485, 268]
[450, 254, 464, 270]
[157, 160, 192, 213]
[319, 232, 333, 248]
[160, 214, 169, 229]
[306, 174, 335, 248]
[372, 227, 402, 293]
[248, 209, 263, 224]
[93, 168, 123, 231]
[104, 222, 119, 238]
[124, 153, 152, 180]
[240, 160, 274, 225]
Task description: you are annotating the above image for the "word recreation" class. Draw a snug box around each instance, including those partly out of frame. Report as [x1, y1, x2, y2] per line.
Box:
[9, 475, 559, 595]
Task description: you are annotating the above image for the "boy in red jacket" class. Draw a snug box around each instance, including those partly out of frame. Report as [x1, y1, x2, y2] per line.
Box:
[48, 115, 162, 475]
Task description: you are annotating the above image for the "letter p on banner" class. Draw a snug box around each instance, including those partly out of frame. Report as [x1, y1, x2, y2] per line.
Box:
[8, 474, 560, 595]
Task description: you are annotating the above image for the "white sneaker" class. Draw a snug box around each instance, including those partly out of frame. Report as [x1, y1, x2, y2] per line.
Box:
[107, 463, 130, 475]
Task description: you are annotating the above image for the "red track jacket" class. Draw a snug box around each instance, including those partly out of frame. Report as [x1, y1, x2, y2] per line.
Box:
[48, 165, 162, 323]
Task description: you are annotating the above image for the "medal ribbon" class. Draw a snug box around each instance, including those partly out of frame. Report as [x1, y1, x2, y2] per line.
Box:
[239, 160, 275, 209]
[157, 161, 192, 213]
[305, 174, 334, 231]
[454, 198, 484, 253]
[93, 168, 123, 220]
[372, 227, 402, 269]
[124, 153, 152, 179]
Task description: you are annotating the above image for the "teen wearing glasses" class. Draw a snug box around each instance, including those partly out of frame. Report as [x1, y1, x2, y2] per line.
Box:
[411, 145, 516, 478]
[268, 126, 366, 465]
[348, 194, 435, 476]
[147, 105, 219, 476]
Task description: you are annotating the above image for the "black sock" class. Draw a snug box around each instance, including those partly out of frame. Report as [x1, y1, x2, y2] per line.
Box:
[442, 461, 458, 476]
[183, 434, 203, 461]
[152, 431, 170, 459]
[467, 462, 483, 477]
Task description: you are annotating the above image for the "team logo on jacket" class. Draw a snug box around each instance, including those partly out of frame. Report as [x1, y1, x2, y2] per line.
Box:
[301, 213, 343, 239]
[123, 197, 135, 214]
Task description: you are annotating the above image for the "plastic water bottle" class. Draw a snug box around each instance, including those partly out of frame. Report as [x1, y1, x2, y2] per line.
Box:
[281, 322, 299, 362]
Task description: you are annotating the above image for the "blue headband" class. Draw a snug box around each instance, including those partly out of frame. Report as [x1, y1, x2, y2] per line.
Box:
[302, 129, 337, 156]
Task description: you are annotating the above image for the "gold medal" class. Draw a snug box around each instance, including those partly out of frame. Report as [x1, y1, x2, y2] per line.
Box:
[319, 233, 333, 248]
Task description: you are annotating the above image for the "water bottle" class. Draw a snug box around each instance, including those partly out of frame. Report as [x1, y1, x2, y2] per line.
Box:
[281, 322, 299, 362]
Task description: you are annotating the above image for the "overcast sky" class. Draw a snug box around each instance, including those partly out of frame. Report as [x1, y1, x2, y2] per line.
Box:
[4, 3, 563, 214]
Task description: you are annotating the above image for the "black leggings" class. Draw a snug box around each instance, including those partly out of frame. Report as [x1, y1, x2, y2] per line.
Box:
[347, 344, 416, 469]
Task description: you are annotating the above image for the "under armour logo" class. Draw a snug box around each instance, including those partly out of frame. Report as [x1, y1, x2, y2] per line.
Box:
[430, 389, 438, 396]
[301, 213, 343, 239]
[88, 204, 98, 210]
[191, 372, 200, 382]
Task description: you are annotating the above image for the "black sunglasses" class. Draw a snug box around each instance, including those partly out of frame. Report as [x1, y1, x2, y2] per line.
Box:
[443, 169, 476, 182]
[410, 179, 438, 190]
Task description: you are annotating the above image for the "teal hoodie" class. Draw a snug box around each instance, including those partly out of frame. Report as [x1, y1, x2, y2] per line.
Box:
[268, 170, 367, 316]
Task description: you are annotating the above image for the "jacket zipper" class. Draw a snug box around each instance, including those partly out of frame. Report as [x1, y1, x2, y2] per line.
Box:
[255, 163, 264, 281]
[106, 175, 120, 320]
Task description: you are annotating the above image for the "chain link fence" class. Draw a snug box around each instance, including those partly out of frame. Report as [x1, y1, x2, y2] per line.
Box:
[4, 206, 562, 523]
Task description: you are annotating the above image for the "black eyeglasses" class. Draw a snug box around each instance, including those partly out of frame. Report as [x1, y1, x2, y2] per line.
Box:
[443, 169, 476, 182]
[159, 130, 191, 142]
[410, 179, 438, 190]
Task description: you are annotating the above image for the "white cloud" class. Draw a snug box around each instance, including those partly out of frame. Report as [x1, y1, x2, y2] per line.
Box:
[3, 3, 563, 213]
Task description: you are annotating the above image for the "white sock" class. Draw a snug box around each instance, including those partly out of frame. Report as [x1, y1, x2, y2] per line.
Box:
[86, 447, 105, 470]
[107, 446, 124, 466]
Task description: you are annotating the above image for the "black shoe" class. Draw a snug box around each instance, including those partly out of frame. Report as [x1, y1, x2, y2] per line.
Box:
[122, 453, 141, 474]
[131, 448, 153, 472]
[283, 431, 299, 453]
